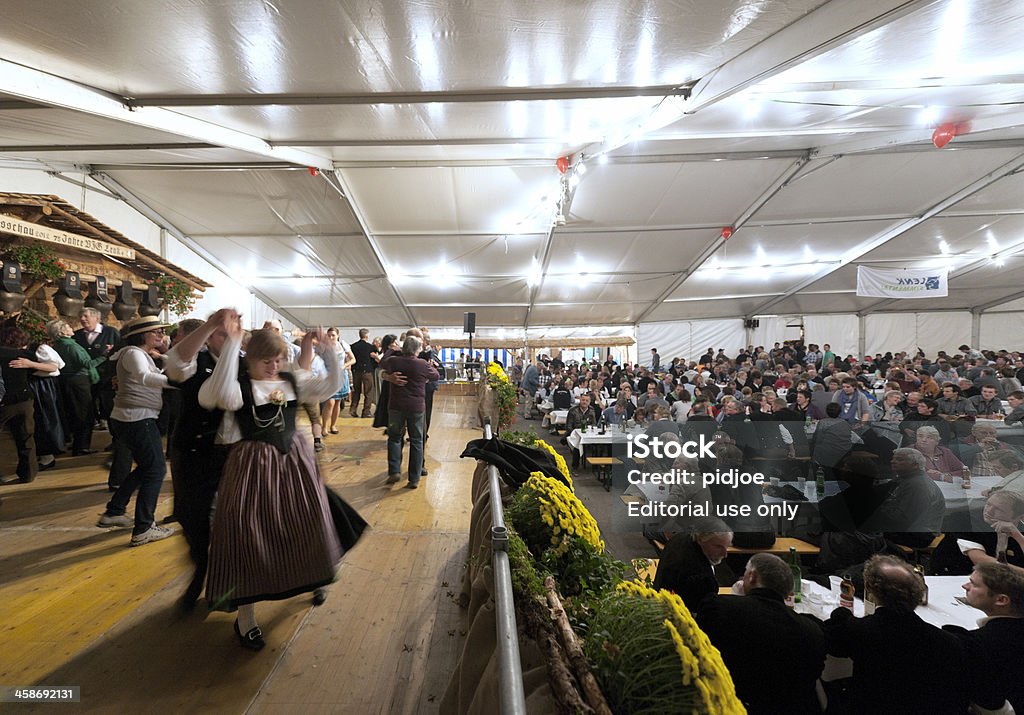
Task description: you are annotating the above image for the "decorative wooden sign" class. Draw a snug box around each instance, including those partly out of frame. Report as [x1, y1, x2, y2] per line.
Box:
[0, 213, 136, 260]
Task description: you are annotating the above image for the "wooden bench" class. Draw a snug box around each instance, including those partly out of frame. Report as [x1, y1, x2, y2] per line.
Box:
[587, 456, 621, 492]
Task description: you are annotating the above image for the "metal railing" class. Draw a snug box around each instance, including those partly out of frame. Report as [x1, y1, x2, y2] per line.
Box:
[483, 419, 527, 715]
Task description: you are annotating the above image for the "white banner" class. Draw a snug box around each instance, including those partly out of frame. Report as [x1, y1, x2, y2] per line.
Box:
[856, 266, 948, 298]
[0, 213, 136, 260]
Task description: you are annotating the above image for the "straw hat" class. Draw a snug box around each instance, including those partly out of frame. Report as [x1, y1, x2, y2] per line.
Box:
[120, 315, 170, 340]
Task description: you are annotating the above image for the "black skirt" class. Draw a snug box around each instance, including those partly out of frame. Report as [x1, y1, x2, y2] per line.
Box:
[30, 376, 65, 456]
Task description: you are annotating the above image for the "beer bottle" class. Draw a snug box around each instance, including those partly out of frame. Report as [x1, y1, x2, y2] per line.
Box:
[961, 466, 972, 489]
[997, 531, 1009, 564]
[815, 466, 826, 498]
[839, 575, 855, 611]
[788, 546, 802, 605]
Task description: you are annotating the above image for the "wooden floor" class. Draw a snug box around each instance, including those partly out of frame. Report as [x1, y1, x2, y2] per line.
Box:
[0, 394, 480, 714]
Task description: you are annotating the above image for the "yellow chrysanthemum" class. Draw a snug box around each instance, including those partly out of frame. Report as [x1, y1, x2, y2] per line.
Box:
[532, 439, 573, 490]
[525, 472, 604, 554]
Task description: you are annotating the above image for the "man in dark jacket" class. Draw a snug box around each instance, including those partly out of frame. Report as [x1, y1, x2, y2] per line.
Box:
[380, 334, 439, 489]
[72, 306, 120, 453]
[164, 308, 238, 609]
[824, 554, 969, 715]
[944, 563, 1024, 714]
[653, 519, 732, 611]
[348, 328, 378, 418]
[697, 553, 825, 714]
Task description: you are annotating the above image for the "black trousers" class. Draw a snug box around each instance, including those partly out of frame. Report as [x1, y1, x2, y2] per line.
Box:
[424, 384, 436, 442]
[61, 374, 94, 453]
[170, 444, 230, 594]
[0, 399, 37, 482]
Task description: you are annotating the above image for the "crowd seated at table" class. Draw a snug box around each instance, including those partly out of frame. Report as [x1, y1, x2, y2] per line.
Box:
[517, 338, 1024, 712]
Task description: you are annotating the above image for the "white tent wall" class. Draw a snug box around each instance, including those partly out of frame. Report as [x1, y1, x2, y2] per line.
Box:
[980, 313, 1024, 352]
[0, 166, 283, 328]
[803, 315, 858, 358]
[637, 319, 745, 364]
[863, 312, 972, 357]
[747, 317, 799, 353]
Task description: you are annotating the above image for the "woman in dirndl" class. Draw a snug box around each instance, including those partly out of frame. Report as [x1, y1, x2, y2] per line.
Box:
[200, 322, 346, 650]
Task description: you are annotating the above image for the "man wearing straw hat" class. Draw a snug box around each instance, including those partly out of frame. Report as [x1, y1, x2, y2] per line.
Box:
[96, 315, 177, 546]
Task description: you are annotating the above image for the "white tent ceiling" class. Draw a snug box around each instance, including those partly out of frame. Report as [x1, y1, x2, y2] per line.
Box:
[2, 0, 1024, 329]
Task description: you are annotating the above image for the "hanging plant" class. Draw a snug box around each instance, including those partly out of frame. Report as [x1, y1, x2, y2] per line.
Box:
[17, 307, 50, 345]
[2, 243, 65, 283]
[153, 274, 196, 317]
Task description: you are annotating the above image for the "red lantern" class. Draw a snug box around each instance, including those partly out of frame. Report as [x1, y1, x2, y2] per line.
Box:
[721, 226, 733, 240]
[308, 167, 320, 176]
[556, 156, 570, 174]
[932, 123, 956, 149]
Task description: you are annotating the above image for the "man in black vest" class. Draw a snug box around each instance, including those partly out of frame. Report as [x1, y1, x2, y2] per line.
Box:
[164, 308, 238, 609]
[349, 328, 377, 418]
[72, 307, 120, 454]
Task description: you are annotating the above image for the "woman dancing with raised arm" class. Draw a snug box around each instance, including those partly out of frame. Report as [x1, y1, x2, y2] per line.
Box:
[200, 319, 345, 650]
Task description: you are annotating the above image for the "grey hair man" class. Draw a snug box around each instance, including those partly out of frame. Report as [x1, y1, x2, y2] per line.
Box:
[379, 334, 439, 489]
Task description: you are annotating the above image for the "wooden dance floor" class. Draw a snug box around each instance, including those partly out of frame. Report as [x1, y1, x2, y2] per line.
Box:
[0, 394, 480, 713]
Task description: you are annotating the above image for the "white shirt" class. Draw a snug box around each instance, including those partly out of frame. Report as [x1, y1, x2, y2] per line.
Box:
[199, 334, 341, 445]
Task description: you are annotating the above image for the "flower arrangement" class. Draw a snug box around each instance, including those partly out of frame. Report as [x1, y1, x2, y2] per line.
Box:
[509, 472, 601, 557]
[267, 389, 287, 406]
[584, 581, 744, 715]
[16, 307, 49, 344]
[532, 439, 572, 491]
[2, 243, 65, 283]
[485, 360, 518, 430]
[153, 274, 196, 317]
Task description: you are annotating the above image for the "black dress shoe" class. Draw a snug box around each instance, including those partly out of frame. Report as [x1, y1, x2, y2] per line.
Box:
[421, 468, 428, 477]
[312, 588, 328, 606]
[234, 620, 265, 651]
[73, 449, 98, 456]
[38, 461, 57, 471]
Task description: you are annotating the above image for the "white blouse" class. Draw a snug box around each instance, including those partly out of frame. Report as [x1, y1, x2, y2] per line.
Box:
[34, 343, 65, 377]
[198, 334, 341, 445]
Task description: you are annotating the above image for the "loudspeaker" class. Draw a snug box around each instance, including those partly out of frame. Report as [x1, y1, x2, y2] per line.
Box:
[744, 319, 760, 329]
[463, 311, 476, 333]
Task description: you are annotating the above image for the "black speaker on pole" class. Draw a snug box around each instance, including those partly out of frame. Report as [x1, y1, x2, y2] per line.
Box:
[463, 311, 476, 334]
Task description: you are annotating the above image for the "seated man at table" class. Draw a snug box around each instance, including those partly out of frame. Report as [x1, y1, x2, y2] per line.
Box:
[899, 397, 954, 445]
[636, 382, 668, 411]
[862, 448, 945, 548]
[823, 554, 969, 715]
[696, 553, 825, 715]
[937, 382, 977, 418]
[969, 383, 1004, 418]
[644, 404, 680, 439]
[1004, 389, 1024, 425]
[805, 456, 894, 575]
[653, 518, 733, 612]
[931, 491, 1024, 575]
[984, 450, 1024, 498]
[563, 392, 600, 471]
[953, 421, 1017, 477]
[601, 397, 630, 427]
[944, 563, 1024, 714]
